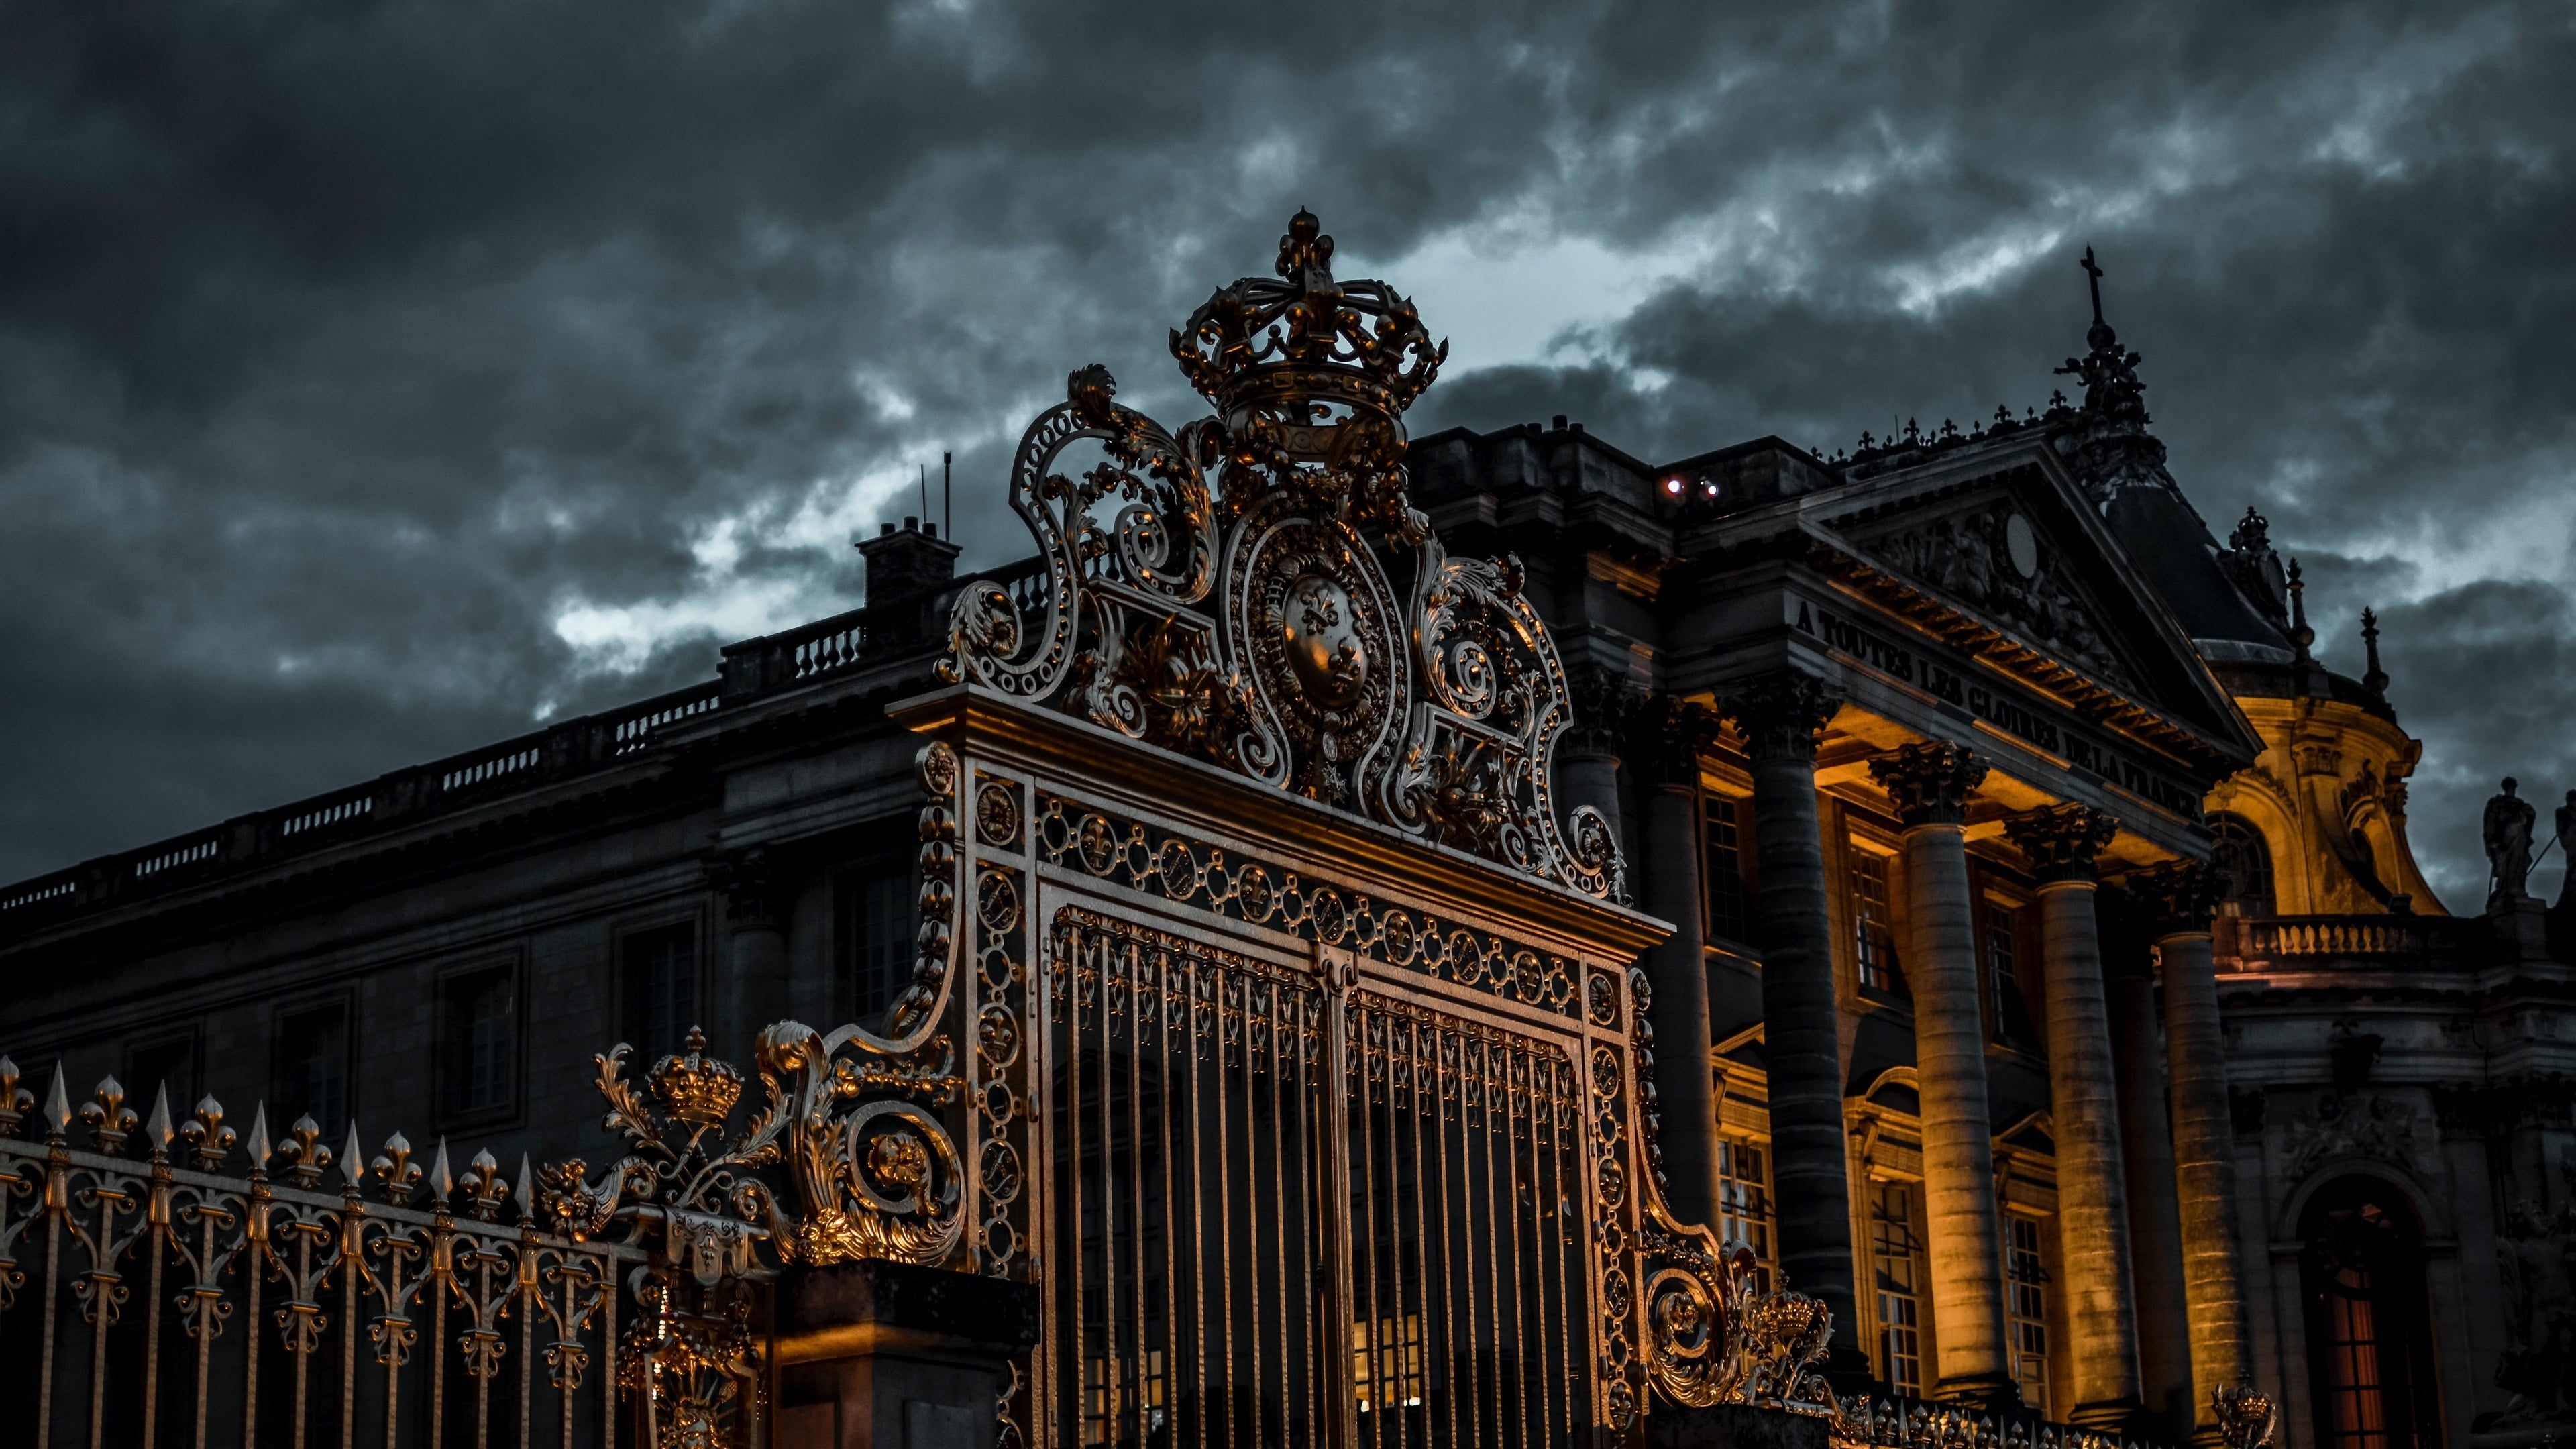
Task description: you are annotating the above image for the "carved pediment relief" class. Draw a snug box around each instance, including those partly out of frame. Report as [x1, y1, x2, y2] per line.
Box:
[1834, 484, 2145, 691]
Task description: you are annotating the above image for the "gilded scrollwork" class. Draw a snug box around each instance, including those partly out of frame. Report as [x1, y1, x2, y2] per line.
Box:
[945, 210, 1624, 901]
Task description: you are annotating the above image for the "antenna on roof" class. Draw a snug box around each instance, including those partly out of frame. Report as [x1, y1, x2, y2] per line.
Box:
[944, 451, 953, 544]
[918, 464, 930, 535]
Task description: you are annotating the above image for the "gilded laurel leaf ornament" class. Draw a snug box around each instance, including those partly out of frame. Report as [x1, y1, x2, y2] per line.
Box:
[944, 211, 1626, 900]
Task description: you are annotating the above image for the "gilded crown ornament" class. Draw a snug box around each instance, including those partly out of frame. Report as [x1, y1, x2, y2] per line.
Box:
[648, 1026, 745, 1125]
[945, 209, 1624, 900]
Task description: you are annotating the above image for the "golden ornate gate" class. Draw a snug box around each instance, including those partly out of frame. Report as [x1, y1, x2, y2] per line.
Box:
[866, 210, 1837, 1448]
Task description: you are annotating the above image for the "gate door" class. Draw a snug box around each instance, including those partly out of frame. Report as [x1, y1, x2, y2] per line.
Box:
[1043, 904, 1595, 1449]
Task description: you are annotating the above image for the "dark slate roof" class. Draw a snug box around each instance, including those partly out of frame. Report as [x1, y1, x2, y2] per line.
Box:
[2102, 485, 2289, 652]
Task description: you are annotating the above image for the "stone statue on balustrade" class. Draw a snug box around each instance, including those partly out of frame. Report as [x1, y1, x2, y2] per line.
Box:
[2555, 789, 2575, 912]
[2487, 777, 2537, 908]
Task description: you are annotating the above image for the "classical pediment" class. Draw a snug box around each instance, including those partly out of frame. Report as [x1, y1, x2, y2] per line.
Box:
[1836, 486, 2143, 688]
[1811, 454, 2247, 749]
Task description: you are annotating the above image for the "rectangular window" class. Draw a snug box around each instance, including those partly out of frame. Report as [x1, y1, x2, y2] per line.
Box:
[1352, 1311, 1426, 1413]
[439, 966, 518, 1124]
[2006, 1215, 2052, 1418]
[1717, 1138, 1774, 1291]
[272, 1004, 349, 1133]
[1851, 849, 1902, 994]
[1871, 1181, 1925, 1397]
[1080, 1348, 1167, 1447]
[1704, 794, 1752, 945]
[621, 923, 700, 1061]
[839, 863, 918, 1020]
[125, 1032, 200, 1113]
[1985, 900, 2027, 1041]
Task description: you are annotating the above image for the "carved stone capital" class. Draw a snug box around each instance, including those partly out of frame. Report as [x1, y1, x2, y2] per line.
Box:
[1717, 669, 1844, 765]
[1866, 740, 1987, 828]
[708, 846, 790, 932]
[2128, 859, 2226, 937]
[2002, 802, 2119, 884]
[1628, 694, 1719, 790]
[1564, 663, 1651, 759]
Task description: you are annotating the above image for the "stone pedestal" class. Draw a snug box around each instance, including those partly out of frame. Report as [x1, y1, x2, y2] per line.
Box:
[2492, 895, 2552, 962]
[774, 1260, 1041, 1449]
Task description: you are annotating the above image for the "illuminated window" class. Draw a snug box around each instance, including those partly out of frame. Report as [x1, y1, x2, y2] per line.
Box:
[1718, 1139, 1774, 1290]
[1705, 794, 1752, 945]
[1079, 1349, 1166, 1447]
[2006, 1216, 2051, 1417]
[1851, 849, 1902, 993]
[1353, 1311, 1426, 1413]
[1870, 1181, 1925, 1396]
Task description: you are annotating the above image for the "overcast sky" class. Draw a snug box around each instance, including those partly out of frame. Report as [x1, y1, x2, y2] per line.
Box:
[3, 1, 2570, 904]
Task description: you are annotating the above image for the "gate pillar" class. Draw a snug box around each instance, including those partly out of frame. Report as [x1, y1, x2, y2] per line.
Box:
[775, 1261, 1041, 1449]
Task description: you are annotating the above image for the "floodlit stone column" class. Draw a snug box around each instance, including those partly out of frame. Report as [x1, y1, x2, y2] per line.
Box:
[1720, 669, 1862, 1366]
[2136, 861, 2256, 1448]
[713, 846, 790, 1051]
[2101, 893, 2192, 1439]
[1868, 741, 2014, 1410]
[1636, 696, 1724, 1228]
[2003, 803, 2143, 1430]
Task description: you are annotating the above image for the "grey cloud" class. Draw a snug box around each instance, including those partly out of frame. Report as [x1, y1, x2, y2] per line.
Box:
[2, 0, 2571, 890]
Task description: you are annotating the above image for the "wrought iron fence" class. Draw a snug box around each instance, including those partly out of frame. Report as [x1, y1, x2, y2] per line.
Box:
[0, 1048, 776, 1449]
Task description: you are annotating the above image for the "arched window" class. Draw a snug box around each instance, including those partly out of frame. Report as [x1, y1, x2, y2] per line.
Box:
[2299, 1178, 2442, 1449]
[2209, 813, 2277, 918]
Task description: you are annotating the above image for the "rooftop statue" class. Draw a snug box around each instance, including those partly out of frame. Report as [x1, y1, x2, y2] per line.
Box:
[2487, 776, 2538, 906]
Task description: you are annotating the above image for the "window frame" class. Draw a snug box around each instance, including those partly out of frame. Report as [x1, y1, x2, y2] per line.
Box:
[834, 847, 920, 1024]
[268, 990, 358, 1137]
[614, 912, 707, 1064]
[1845, 832, 1904, 1000]
[124, 1024, 205, 1115]
[433, 955, 525, 1133]
[1701, 786, 1757, 950]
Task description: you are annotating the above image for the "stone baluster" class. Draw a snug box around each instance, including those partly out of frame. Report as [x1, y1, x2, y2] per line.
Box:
[2002, 803, 2143, 1431]
[1633, 695, 1724, 1226]
[2100, 887, 2192, 1439]
[1720, 669, 1864, 1368]
[1869, 741, 2015, 1410]
[2135, 861, 2256, 1448]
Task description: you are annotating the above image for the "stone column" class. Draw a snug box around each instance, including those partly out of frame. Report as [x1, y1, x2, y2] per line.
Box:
[1562, 664, 1644, 858]
[2099, 889, 2192, 1439]
[1719, 669, 1863, 1368]
[1635, 696, 1724, 1228]
[1868, 741, 2014, 1409]
[2135, 862, 2256, 1448]
[2002, 803, 2142, 1430]
[712, 846, 790, 1052]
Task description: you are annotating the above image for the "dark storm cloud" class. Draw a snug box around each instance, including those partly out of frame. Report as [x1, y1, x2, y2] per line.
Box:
[1, 0, 2570, 898]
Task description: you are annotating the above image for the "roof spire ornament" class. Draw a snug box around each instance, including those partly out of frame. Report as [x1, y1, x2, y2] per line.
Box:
[2286, 558, 2315, 663]
[2360, 606, 2389, 696]
[2055, 244, 2149, 429]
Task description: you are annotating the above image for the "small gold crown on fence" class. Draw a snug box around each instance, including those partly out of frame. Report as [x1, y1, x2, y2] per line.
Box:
[1169, 209, 1448, 451]
[647, 1027, 743, 1125]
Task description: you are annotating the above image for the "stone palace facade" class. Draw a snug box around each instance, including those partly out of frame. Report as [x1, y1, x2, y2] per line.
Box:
[1, 215, 2567, 1449]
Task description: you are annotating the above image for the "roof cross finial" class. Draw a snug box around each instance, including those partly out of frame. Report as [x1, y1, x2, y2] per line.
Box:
[2080, 246, 2106, 326]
